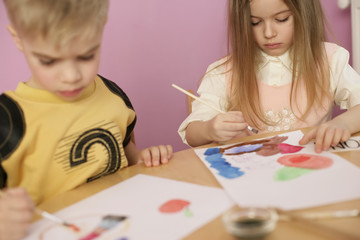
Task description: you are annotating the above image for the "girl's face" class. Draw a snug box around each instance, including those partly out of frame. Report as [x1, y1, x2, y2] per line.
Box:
[250, 0, 294, 56]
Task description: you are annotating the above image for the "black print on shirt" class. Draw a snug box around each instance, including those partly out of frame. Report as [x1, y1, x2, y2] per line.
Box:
[70, 128, 122, 182]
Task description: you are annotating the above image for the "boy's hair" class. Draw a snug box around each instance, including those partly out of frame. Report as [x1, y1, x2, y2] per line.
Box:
[224, 0, 331, 128]
[3, 0, 109, 46]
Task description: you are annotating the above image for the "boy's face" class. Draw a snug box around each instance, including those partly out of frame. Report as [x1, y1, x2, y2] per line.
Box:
[250, 0, 294, 56]
[14, 29, 103, 101]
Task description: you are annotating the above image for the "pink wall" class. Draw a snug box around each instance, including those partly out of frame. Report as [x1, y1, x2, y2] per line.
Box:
[0, 1, 352, 151]
[321, 0, 352, 64]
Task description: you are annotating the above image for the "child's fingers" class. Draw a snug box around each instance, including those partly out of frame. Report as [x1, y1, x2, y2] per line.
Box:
[6, 187, 28, 198]
[7, 189, 34, 210]
[1, 222, 30, 240]
[139, 145, 173, 167]
[224, 113, 245, 123]
[149, 147, 161, 166]
[314, 127, 328, 153]
[299, 128, 317, 145]
[159, 145, 173, 165]
[341, 130, 351, 142]
[223, 122, 248, 132]
[321, 128, 336, 151]
[139, 149, 152, 167]
[299, 127, 325, 152]
[331, 128, 345, 147]
[164, 145, 173, 160]
[0, 189, 33, 240]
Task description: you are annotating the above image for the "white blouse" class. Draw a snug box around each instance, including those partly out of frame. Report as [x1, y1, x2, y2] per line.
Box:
[178, 43, 360, 145]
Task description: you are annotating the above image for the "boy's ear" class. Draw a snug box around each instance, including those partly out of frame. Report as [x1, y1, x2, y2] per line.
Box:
[7, 25, 24, 52]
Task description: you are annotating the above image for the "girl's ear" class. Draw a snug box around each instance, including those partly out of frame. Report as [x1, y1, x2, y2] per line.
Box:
[7, 25, 24, 52]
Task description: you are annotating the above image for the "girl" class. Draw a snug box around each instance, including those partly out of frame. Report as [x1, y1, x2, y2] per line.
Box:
[178, 0, 360, 153]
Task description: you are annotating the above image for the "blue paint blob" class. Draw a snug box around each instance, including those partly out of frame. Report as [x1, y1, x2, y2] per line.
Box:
[205, 150, 245, 179]
[205, 153, 224, 163]
[224, 144, 263, 154]
[218, 168, 245, 179]
[204, 148, 220, 155]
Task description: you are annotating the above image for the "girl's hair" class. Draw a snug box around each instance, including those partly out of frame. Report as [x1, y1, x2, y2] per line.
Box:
[3, 0, 109, 46]
[226, 0, 331, 129]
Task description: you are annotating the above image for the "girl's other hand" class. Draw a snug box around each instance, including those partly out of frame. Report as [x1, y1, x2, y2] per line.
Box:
[299, 121, 351, 153]
[0, 188, 34, 240]
[139, 145, 173, 167]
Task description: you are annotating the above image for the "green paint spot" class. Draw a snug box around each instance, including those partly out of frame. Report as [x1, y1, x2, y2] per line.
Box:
[274, 166, 313, 181]
[183, 207, 193, 217]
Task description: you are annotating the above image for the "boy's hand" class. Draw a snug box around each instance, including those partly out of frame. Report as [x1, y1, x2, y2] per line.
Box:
[207, 111, 251, 142]
[0, 188, 34, 240]
[299, 121, 351, 153]
[139, 145, 173, 167]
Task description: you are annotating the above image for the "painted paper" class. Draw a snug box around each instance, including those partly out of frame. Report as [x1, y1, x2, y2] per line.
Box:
[194, 130, 360, 210]
[24, 174, 234, 240]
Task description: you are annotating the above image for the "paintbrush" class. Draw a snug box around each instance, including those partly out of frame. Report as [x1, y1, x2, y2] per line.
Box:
[276, 208, 360, 240]
[0, 190, 80, 232]
[35, 208, 80, 232]
[280, 209, 360, 221]
[172, 84, 259, 134]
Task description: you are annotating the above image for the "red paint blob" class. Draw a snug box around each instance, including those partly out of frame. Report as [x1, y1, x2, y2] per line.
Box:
[79, 232, 100, 240]
[277, 143, 304, 154]
[289, 155, 311, 163]
[159, 199, 190, 213]
[277, 154, 333, 169]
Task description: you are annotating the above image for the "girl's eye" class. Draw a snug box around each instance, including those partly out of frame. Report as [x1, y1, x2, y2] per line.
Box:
[251, 20, 261, 26]
[277, 16, 290, 23]
[40, 59, 55, 66]
[79, 55, 95, 61]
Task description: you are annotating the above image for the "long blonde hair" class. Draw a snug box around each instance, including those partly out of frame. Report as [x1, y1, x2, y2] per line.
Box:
[226, 0, 331, 129]
[4, 0, 109, 46]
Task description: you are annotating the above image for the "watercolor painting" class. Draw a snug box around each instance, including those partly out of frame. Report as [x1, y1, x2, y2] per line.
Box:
[274, 153, 333, 181]
[203, 135, 307, 180]
[25, 174, 234, 240]
[194, 130, 360, 210]
[159, 199, 193, 217]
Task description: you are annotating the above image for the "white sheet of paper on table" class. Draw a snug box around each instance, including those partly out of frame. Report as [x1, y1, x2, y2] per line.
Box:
[24, 174, 234, 240]
[194, 130, 360, 210]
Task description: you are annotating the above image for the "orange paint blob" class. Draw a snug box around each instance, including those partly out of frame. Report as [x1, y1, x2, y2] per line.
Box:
[64, 223, 80, 232]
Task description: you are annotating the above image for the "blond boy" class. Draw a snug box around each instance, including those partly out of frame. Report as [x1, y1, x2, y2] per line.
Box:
[0, 0, 172, 238]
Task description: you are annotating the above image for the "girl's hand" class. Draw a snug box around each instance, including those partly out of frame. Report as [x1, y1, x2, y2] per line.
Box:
[207, 111, 251, 142]
[0, 188, 34, 240]
[299, 120, 351, 153]
[139, 145, 173, 167]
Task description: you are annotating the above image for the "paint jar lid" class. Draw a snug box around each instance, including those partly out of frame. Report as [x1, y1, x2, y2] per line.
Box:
[222, 207, 278, 239]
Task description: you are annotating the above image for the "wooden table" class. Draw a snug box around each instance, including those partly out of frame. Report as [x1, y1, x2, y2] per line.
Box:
[38, 129, 360, 240]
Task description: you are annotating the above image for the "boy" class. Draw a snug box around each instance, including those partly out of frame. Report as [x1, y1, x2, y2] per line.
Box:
[0, 0, 172, 238]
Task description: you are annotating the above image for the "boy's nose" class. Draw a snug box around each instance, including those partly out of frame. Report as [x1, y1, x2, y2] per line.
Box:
[61, 66, 81, 84]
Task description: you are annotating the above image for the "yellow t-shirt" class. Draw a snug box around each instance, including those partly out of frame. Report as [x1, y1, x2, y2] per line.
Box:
[0, 75, 136, 204]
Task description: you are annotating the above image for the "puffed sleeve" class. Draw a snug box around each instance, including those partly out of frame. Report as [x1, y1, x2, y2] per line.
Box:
[329, 43, 360, 110]
[177, 58, 228, 145]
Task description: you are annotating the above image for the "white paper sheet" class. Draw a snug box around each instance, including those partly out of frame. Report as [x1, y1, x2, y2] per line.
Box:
[194, 130, 360, 210]
[24, 174, 234, 240]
